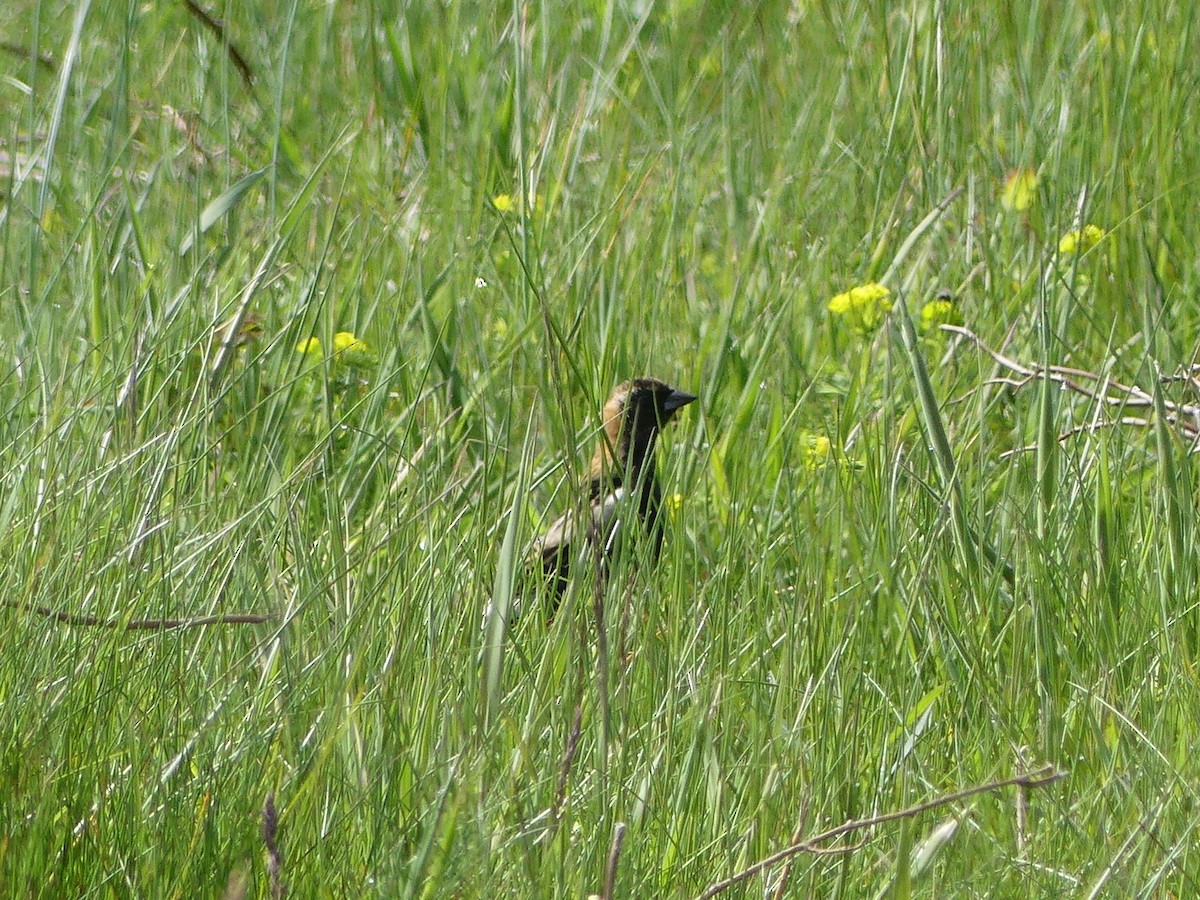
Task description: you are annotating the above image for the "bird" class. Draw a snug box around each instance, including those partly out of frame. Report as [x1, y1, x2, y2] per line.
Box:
[530, 376, 697, 610]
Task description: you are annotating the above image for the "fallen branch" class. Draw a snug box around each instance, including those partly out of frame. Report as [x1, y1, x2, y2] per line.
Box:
[695, 765, 1066, 900]
[2, 598, 269, 630]
[944, 324, 1200, 446]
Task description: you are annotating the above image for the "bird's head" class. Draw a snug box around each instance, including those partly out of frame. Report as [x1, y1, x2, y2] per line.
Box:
[600, 377, 697, 468]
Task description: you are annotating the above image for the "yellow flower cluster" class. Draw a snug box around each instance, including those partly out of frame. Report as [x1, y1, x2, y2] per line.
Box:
[332, 332, 368, 355]
[828, 282, 892, 333]
[919, 298, 962, 333]
[1001, 169, 1038, 212]
[800, 433, 833, 470]
[1058, 224, 1106, 255]
[296, 336, 322, 356]
[295, 332, 372, 360]
[491, 192, 545, 215]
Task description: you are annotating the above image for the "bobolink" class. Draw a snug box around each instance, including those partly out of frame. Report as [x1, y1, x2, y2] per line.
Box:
[532, 376, 697, 607]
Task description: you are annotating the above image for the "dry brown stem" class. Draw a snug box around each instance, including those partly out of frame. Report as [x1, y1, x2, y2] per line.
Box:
[695, 765, 1065, 900]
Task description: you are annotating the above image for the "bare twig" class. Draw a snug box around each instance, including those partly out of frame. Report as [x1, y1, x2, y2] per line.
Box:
[1015, 781, 1029, 856]
[1014, 747, 1034, 857]
[771, 799, 869, 897]
[770, 798, 811, 900]
[998, 418, 1153, 459]
[182, 0, 255, 89]
[695, 766, 1066, 900]
[946, 323, 1200, 445]
[1, 598, 269, 629]
[0, 41, 56, 70]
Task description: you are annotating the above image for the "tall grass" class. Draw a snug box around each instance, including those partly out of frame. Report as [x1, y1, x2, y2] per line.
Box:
[2, 0, 1199, 895]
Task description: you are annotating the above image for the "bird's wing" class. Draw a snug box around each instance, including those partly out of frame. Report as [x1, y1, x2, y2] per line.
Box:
[535, 508, 574, 560]
[534, 485, 627, 560]
[590, 486, 626, 554]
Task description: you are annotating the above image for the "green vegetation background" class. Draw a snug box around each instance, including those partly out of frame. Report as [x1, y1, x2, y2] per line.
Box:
[2, 0, 1199, 896]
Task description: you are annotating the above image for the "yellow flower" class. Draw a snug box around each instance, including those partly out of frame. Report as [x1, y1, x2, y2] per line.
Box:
[1058, 224, 1106, 255]
[800, 433, 833, 470]
[919, 298, 962, 332]
[828, 282, 892, 333]
[296, 337, 322, 355]
[492, 193, 514, 213]
[666, 492, 684, 515]
[332, 331, 368, 354]
[1001, 169, 1037, 212]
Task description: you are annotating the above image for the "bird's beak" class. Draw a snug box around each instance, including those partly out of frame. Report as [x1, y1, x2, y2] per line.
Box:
[663, 389, 698, 414]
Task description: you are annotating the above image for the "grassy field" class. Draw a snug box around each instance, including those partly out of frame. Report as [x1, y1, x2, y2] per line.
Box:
[3, 0, 1200, 896]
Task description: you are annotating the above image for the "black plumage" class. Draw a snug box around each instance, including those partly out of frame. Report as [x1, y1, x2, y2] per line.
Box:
[531, 377, 697, 604]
